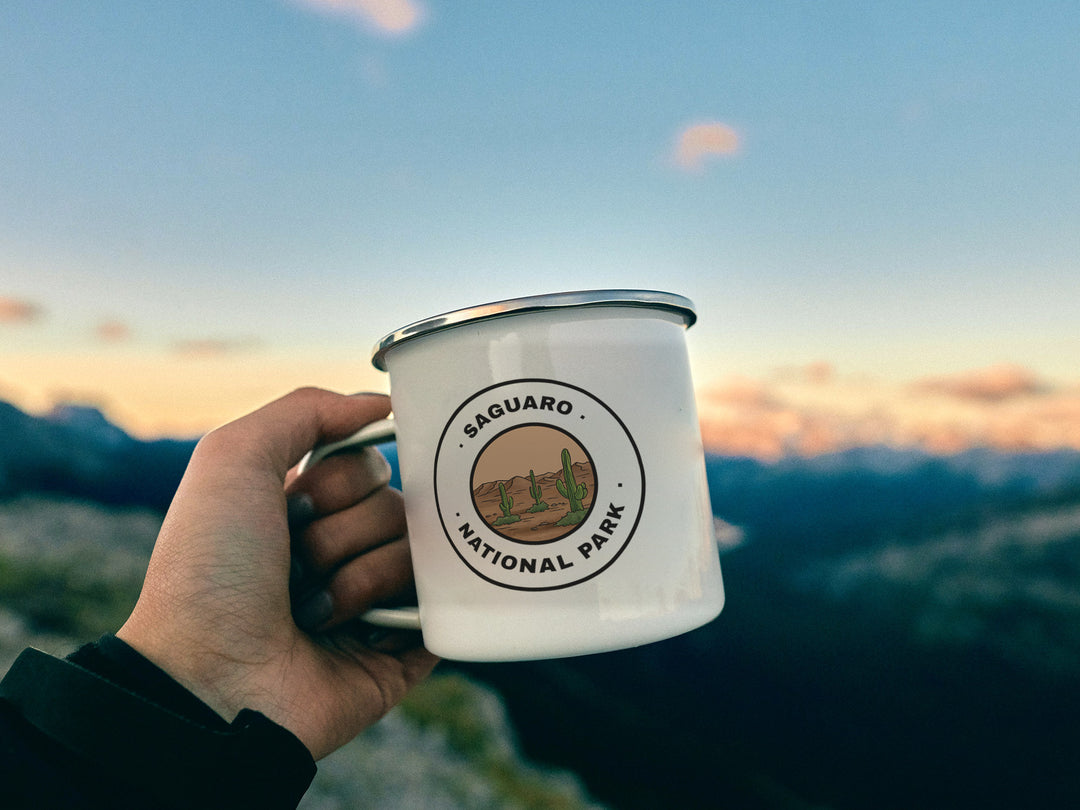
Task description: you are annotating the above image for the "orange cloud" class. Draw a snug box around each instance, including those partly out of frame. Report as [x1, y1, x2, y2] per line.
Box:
[699, 376, 830, 459]
[697, 365, 1080, 459]
[913, 364, 1045, 402]
[0, 296, 43, 324]
[95, 320, 131, 343]
[171, 338, 262, 358]
[702, 375, 776, 409]
[292, 0, 425, 35]
[673, 122, 740, 171]
[773, 361, 836, 386]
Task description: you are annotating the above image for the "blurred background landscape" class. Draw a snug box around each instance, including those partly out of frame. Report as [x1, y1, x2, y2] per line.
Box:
[2, 2, 1079, 807]
[1, 401, 1078, 808]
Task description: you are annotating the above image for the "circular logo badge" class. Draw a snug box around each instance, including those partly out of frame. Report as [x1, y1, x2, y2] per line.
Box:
[434, 379, 645, 591]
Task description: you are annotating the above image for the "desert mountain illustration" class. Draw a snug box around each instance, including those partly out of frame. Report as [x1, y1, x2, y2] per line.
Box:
[472, 457, 595, 542]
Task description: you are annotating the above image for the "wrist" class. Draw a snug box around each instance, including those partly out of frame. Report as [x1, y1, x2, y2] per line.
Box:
[0, 644, 316, 809]
[114, 621, 260, 722]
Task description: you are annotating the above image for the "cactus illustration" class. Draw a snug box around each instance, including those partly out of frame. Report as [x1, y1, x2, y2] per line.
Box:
[527, 469, 549, 512]
[493, 481, 521, 525]
[554, 448, 588, 525]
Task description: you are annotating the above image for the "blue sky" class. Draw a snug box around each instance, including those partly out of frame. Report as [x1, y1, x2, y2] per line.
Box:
[1, 1, 1078, 443]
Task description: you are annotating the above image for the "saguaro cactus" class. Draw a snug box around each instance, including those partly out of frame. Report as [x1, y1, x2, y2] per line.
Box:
[493, 481, 520, 525]
[555, 448, 587, 513]
[527, 469, 549, 512]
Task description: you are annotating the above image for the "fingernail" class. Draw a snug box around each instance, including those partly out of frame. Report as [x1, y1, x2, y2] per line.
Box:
[294, 590, 333, 631]
[287, 493, 316, 530]
[362, 447, 393, 484]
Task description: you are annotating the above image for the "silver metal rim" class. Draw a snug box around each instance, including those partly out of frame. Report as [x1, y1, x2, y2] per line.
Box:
[371, 289, 697, 370]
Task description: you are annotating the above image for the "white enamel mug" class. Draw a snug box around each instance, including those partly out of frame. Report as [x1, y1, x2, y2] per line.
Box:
[300, 290, 724, 661]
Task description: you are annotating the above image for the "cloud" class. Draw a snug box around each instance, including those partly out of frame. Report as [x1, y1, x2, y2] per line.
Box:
[292, 0, 425, 35]
[0, 296, 44, 324]
[697, 364, 1080, 459]
[171, 338, 262, 358]
[913, 364, 1045, 402]
[699, 376, 824, 459]
[673, 122, 740, 171]
[95, 320, 132, 343]
[773, 361, 836, 386]
[702, 376, 776, 409]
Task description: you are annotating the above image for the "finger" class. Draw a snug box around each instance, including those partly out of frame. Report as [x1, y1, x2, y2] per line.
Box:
[286, 446, 392, 516]
[213, 388, 392, 480]
[361, 628, 427, 655]
[295, 536, 414, 632]
[300, 487, 407, 573]
[315, 638, 439, 756]
[393, 643, 440, 685]
[300, 634, 439, 759]
[351, 641, 439, 705]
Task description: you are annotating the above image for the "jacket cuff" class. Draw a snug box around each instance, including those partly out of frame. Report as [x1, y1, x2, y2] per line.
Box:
[0, 645, 316, 809]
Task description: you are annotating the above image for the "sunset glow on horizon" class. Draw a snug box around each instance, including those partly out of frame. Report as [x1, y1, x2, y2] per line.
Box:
[697, 363, 1080, 460]
[2, 333, 1078, 463]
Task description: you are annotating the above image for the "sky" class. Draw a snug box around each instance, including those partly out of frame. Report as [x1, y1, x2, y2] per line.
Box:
[1, 1, 1078, 454]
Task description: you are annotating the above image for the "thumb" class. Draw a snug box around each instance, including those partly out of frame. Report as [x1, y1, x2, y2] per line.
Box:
[208, 388, 392, 479]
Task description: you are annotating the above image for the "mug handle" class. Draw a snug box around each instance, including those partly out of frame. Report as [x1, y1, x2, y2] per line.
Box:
[297, 416, 398, 475]
[296, 416, 422, 632]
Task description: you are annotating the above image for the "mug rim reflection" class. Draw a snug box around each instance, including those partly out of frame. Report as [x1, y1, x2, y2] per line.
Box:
[370, 289, 696, 371]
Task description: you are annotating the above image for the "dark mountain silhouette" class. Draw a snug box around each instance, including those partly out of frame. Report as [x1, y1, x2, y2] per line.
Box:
[0, 401, 197, 513]
[3, 401, 1079, 807]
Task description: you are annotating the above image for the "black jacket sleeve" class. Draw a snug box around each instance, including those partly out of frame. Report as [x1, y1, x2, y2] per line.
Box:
[0, 636, 316, 810]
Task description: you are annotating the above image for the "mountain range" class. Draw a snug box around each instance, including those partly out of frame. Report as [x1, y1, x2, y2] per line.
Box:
[2, 400, 1079, 808]
[0, 401, 196, 512]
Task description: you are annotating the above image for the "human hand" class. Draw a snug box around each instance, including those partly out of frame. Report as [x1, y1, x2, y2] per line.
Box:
[117, 388, 438, 759]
